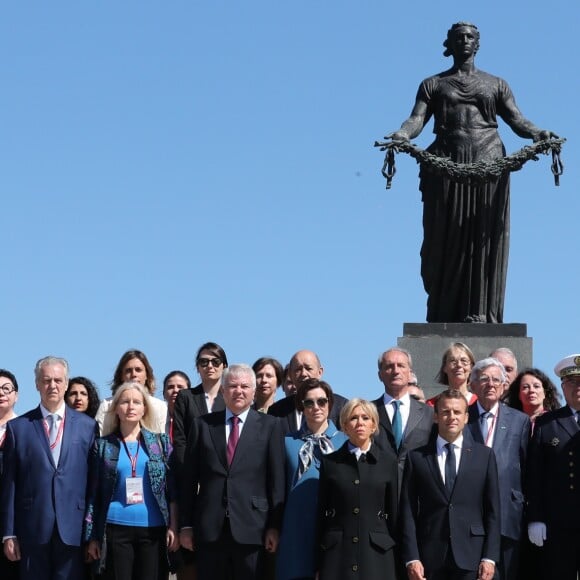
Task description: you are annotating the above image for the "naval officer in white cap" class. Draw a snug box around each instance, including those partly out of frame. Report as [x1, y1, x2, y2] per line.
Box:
[526, 354, 580, 580]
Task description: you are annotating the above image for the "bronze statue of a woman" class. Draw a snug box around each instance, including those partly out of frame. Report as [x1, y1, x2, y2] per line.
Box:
[387, 22, 558, 323]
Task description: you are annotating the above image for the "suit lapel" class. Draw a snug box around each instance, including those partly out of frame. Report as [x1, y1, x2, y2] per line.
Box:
[405, 398, 423, 437]
[492, 405, 509, 451]
[230, 409, 259, 469]
[468, 404, 485, 444]
[426, 443, 447, 498]
[556, 407, 579, 438]
[193, 388, 209, 416]
[32, 407, 55, 468]
[453, 437, 473, 497]
[58, 408, 74, 467]
[208, 411, 228, 469]
[375, 396, 393, 434]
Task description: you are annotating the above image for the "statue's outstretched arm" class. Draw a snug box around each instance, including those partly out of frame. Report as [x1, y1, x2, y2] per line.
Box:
[500, 91, 558, 142]
[386, 96, 430, 142]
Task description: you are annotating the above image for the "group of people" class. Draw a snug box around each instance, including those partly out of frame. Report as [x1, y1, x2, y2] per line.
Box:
[0, 341, 578, 580]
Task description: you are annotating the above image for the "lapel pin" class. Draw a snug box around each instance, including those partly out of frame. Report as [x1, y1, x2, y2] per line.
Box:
[550, 438, 560, 447]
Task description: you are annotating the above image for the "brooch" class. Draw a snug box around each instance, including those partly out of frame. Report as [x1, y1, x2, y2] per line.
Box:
[550, 438, 560, 447]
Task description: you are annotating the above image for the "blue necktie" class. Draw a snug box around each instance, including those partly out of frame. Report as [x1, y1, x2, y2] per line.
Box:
[445, 442, 456, 495]
[47, 414, 62, 465]
[480, 411, 491, 442]
[392, 400, 403, 450]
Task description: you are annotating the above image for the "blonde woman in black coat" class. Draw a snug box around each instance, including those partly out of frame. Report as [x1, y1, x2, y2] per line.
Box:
[316, 398, 399, 580]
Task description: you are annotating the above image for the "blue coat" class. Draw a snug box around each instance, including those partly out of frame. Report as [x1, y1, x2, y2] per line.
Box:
[276, 421, 347, 580]
[83, 428, 173, 543]
[0, 406, 97, 546]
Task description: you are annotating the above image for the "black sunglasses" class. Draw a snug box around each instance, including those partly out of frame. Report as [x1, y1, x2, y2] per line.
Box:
[197, 357, 222, 369]
[302, 397, 328, 409]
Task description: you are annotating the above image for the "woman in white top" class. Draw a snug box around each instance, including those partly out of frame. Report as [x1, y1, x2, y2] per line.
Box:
[95, 350, 167, 435]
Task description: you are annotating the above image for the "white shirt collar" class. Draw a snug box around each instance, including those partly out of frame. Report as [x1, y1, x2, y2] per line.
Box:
[383, 391, 411, 406]
[40, 403, 66, 420]
[436, 434, 464, 454]
[225, 406, 251, 424]
[476, 401, 499, 417]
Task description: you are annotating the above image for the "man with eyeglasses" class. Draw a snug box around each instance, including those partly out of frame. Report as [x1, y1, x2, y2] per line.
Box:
[268, 350, 348, 433]
[0, 370, 19, 580]
[527, 354, 580, 580]
[466, 358, 530, 580]
[373, 348, 434, 494]
[179, 364, 285, 580]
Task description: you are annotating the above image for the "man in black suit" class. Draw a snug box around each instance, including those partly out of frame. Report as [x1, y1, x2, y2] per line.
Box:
[179, 364, 285, 580]
[400, 388, 500, 580]
[527, 354, 580, 580]
[268, 350, 347, 433]
[373, 347, 434, 491]
[466, 357, 530, 580]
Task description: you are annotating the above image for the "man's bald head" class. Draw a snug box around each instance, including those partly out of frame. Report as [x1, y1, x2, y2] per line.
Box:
[289, 350, 323, 388]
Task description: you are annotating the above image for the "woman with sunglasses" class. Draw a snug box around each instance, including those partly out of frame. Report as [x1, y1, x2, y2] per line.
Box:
[316, 398, 398, 580]
[171, 342, 228, 580]
[276, 378, 347, 580]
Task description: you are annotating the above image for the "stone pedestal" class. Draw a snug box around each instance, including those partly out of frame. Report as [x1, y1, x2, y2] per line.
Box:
[397, 323, 532, 399]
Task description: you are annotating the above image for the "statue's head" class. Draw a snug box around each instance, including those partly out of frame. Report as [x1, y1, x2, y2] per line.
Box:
[443, 22, 480, 57]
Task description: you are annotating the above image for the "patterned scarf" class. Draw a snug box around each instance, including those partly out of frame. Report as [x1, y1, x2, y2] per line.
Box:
[296, 425, 336, 481]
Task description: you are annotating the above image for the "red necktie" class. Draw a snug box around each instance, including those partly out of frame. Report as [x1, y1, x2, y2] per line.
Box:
[227, 416, 240, 466]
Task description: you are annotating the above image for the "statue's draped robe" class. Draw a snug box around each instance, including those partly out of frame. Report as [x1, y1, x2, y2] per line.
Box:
[418, 70, 512, 323]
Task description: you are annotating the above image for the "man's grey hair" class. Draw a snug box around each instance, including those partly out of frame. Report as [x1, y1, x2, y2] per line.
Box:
[222, 364, 256, 389]
[470, 357, 507, 383]
[489, 347, 517, 364]
[34, 356, 69, 383]
[377, 347, 413, 370]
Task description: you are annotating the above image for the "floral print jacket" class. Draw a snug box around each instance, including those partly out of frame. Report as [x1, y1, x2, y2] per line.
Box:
[83, 428, 173, 542]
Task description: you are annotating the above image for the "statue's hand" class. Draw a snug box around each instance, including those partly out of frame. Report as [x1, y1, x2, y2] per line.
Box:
[385, 130, 410, 143]
[534, 129, 559, 142]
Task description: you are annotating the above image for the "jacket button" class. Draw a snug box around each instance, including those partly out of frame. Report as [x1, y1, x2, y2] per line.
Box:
[354, 479, 360, 485]
[352, 536, 359, 543]
[352, 564, 358, 571]
[353, 507, 360, 514]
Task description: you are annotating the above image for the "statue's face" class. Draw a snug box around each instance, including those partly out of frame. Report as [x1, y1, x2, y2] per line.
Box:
[450, 26, 479, 58]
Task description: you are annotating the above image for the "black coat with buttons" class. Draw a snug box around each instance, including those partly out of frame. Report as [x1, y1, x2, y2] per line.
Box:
[316, 441, 399, 580]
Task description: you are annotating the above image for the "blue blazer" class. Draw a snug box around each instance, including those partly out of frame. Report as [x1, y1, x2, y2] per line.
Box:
[400, 437, 501, 574]
[83, 428, 173, 543]
[466, 403, 529, 540]
[0, 406, 97, 546]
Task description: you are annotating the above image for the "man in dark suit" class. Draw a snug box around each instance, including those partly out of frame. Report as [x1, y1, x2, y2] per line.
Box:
[0, 356, 97, 580]
[268, 350, 347, 433]
[373, 347, 434, 491]
[179, 363, 285, 580]
[527, 354, 580, 580]
[466, 357, 530, 580]
[400, 388, 500, 580]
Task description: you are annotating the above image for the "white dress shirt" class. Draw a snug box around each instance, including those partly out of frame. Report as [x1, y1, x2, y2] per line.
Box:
[475, 401, 499, 447]
[436, 434, 463, 483]
[383, 392, 411, 433]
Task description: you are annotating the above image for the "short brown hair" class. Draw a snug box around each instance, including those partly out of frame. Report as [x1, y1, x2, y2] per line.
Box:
[295, 379, 334, 413]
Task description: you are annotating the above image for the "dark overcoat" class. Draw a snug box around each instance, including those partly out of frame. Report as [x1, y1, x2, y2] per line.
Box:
[316, 441, 398, 580]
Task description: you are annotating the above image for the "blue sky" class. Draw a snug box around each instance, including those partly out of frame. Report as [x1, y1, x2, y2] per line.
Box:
[2, 1, 577, 413]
